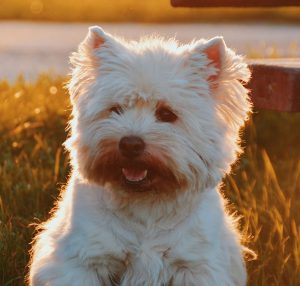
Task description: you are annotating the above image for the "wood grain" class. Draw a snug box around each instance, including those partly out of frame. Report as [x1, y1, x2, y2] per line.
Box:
[171, 0, 300, 7]
[247, 59, 300, 112]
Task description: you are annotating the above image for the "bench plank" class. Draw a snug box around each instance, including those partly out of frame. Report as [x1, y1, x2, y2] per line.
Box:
[171, 0, 300, 7]
[247, 59, 300, 112]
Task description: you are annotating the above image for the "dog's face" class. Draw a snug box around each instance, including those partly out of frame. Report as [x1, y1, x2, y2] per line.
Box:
[66, 27, 251, 199]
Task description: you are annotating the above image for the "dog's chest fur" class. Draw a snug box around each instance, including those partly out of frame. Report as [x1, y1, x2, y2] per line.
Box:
[57, 179, 230, 285]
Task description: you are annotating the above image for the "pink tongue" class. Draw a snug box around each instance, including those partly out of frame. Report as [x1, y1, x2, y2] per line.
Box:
[122, 168, 147, 182]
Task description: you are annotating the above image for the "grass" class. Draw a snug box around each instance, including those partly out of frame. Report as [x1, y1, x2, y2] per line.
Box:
[1, 0, 300, 23]
[0, 75, 300, 285]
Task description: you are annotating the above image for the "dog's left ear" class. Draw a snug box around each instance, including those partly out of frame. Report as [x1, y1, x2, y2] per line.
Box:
[187, 36, 250, 90]
[201, 37, 226, 83]
[187, 37, 226, 88]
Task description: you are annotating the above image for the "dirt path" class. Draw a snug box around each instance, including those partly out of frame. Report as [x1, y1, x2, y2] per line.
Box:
[1, 21, 299, 81]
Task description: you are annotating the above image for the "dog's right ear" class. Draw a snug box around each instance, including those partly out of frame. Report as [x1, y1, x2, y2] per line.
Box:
[69, 26, 118, 100]
[77, 26, 118, 57]
[83, 26, 110, 50]
[70, 26, 117, 69]
[70, 26, 113, 71]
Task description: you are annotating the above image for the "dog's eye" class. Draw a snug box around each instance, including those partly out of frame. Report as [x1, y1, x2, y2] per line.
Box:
[109, 105, 123, 115]
[155, 106, 177, 123]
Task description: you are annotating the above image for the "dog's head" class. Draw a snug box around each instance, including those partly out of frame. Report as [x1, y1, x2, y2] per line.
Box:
[66, 26, 251, 200]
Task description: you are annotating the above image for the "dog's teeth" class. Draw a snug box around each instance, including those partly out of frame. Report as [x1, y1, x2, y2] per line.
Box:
[122, 168, 147, 182]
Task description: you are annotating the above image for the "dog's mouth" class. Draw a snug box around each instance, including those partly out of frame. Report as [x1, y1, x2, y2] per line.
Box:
[122, 167, 148, 185]
[87, 143, 186, 195]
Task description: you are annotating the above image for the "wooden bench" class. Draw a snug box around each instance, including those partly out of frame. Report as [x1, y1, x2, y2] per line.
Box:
[171, 0, 300, 7]
[171, 0, 300, 111]
[248, 59, 300, 112]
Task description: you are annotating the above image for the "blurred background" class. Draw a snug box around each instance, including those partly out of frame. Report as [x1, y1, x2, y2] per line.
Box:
[0, 1, 300, 285]
[1, 0, 300, 80]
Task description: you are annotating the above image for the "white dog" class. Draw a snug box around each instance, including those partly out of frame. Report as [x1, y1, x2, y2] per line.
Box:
[28, 26, 252, 286]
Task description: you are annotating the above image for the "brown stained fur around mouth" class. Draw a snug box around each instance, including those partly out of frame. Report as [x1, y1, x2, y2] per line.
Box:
[82, 139, 187, 200]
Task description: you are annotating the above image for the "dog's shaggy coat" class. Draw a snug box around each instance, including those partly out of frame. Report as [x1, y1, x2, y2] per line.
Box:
[28, 26, 252, 286]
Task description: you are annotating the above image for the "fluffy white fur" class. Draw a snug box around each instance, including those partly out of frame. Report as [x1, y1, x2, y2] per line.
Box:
[28, 26, 252, 286]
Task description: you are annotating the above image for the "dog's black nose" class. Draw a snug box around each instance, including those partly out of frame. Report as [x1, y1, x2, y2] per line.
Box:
[119, 136, 145, 158]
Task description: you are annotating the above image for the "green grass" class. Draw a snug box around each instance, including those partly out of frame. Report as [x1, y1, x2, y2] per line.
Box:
[0, 75, 300, 285]
[1, 0, 300, 23]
